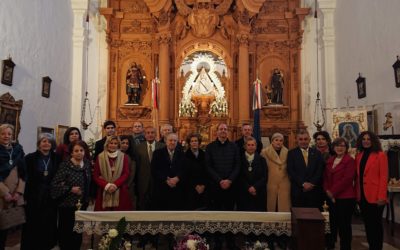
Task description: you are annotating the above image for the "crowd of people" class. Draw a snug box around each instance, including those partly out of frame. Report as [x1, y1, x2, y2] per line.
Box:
[0, 121, 388, 250]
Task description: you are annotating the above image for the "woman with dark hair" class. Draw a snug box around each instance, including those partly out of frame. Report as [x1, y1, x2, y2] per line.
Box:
[182, 133, 208, 210]
[56, 127, 90, 161]
[323, 137, 356, 250]
[120, 135, 136, 208]
[313, 131, 333, 161]
[93, 136, 132, 211]
[237, 137, 267, 211]
[51, 140, 92, 250]
[21, 133, 62, 250]
[355, 131, 388, 250]
[0, 124, 26, 249]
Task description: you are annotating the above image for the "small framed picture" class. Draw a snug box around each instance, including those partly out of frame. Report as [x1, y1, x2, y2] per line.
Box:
[1, 58, 16, 86]
[356, 74, 366, 99]
[56, 125, 69, 145]
[37, 126, 55, 141]
[42, 76, 52, 98]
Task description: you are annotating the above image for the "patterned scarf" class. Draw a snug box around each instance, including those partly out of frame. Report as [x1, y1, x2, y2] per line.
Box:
[98, 151, 124, 208]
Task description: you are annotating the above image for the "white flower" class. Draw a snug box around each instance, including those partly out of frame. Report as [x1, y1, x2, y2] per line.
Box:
[186, 239, 197, 250]
[255, 241, 262, 247]
[108, 229, 118, 238]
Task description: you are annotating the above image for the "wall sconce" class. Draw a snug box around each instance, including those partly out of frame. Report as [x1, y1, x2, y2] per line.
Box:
[393, 55, 400, 88]
[356, 73, 366, 99]
[1, 57, 16, 86]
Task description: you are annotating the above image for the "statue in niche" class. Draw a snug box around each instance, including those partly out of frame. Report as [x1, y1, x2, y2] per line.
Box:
[125, 62, 143, 105]
[270, 68, 284, 104]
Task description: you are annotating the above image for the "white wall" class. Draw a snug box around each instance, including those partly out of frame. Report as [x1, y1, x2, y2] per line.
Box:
[0, 0, 73, 153]
[335, 0, 400, 108]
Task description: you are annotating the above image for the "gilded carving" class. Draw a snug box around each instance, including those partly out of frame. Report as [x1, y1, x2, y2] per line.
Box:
[117, 41, 152, 60]
[252, 20, 288, 34]
[122, 20, 155, 33]
[175, 0, 232, 38]
[237, 33, 249, 46]
[117, 107, 152, 119]
[156, 33, 172, 44]
[259, 2, 286, 15]
[122, 0, 149, 13]
[262, 106, 290, 120]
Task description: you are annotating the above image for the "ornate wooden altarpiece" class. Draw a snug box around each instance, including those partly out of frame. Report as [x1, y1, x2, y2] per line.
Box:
[101, 0, 309, 147]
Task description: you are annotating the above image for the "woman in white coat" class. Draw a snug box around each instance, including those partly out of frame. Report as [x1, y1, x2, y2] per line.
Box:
[261, 133, 291, 212]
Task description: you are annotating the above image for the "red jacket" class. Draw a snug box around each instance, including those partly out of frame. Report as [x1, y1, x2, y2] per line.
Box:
[323, 154, 356, 199]
[355, 151, 388, 203]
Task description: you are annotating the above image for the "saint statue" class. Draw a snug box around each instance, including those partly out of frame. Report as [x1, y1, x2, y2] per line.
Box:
[270, 68, 284, 104]
[126, 62, 144, 105]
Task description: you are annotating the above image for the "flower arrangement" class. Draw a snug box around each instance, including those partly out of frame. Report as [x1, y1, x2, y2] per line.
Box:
[98, 217, 131, 250]
[244, 241, 270, 250]
[175, 234, 209, 250]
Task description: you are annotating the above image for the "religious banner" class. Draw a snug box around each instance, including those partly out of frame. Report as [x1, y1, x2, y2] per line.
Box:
[331, 110, 368, 148]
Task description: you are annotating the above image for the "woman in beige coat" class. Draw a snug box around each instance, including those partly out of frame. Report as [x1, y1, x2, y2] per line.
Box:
[261, 133, 291, 212]
[0, 124, 26, 249]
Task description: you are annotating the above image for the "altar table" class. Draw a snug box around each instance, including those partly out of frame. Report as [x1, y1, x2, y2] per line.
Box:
[74, 211, 329, 236]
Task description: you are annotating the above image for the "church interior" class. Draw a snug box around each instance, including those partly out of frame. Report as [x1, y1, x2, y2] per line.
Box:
[1, 0, 400, 249]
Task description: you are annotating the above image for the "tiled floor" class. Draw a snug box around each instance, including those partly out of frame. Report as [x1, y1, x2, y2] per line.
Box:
[5, 220, 400, 249]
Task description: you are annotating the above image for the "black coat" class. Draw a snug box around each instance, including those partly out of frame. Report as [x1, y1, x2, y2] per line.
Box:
[94, 137, 106, 160]
[182, 149, 209, 210]
[287, 147, 325, 208]
[21, 150, 61, 250]
[151, 147, 185, 210]
[237, 153, 267, 211]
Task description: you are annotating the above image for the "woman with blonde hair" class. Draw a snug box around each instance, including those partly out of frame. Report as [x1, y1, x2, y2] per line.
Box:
[0, 124, 26, 249]
[261, 133, 291, 212]
[93, 135, 132, 211]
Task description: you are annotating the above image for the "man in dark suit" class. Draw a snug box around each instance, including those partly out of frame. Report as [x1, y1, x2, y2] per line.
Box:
[235, 123, 263, 154]
[133, 126, 164, 210]
[94, 120, 116, 160]
[131, 121, 146, 145]
[151, 133, 185, 210]
[287, 129, 325, 209]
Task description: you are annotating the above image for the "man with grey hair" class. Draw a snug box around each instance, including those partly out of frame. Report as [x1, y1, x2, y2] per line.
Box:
[151, 133, 185, 210]
[235, 123, 263, 154]
[158, 124, 173, 144]
[287, 129, 324, 208]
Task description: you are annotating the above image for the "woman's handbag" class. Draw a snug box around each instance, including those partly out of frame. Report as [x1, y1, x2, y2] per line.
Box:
[0, 202, 26, 230]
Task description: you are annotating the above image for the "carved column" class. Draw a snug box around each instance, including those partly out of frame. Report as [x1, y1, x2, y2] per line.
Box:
[158, 33, 171, 124]
[71, 0, 88, 128]
[319, 0, 337, 131]
[237, 33, 250, 123]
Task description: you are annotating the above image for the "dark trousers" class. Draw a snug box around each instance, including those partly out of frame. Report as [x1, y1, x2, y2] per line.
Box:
[58, 207, 82, 250]
[0, 230, 7, 250]
[359, 199, 384, 250]
[329, 198, 355, 250]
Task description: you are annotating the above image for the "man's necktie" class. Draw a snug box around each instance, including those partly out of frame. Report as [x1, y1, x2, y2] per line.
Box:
[148, 144, 153, 162]
[302, 149, 308, 166]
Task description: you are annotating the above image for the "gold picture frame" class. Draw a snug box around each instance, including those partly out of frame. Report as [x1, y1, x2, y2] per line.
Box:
[332, 110, 368, 148]
[56, 125, 69, 145]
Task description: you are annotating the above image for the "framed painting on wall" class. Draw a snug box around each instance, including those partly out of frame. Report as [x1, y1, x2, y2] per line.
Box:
[0, 93, 23, 141]
[37, 127, 55, 141]
[56, 125, 69, 145]
[332, 110, 368, 148]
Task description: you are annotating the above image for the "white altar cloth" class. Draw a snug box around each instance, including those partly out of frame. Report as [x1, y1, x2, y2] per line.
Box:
[74, 211, 329, 236]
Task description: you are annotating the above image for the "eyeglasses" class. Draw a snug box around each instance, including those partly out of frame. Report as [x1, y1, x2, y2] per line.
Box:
[335, 144, 346, 148]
